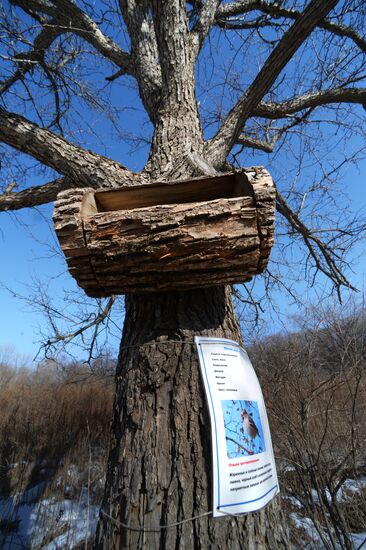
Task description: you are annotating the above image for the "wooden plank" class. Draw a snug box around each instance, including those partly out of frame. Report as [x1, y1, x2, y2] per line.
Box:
[93, 173, 251, 213]
[83, 198, 258, 258]
[84, 261, 259, 294]
[88, 243, 259, 275]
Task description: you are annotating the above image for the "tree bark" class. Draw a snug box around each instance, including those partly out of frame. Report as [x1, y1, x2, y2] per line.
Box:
[94, 286, 290, 549]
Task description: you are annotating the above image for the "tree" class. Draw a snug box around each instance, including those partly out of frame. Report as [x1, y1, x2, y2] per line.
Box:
[0, 0, 365, 548]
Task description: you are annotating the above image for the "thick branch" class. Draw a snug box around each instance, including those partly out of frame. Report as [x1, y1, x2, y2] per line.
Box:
[217, 1, 366, 54]
[215, 16, 273, 31]
[152, 0, 190, 88]
[191, 0, 221, 52]
[0, 177, 70, 211]
[118, 0, 162, 119]
[205, 0, 339, 166]
[253, 88, 366, 119]
[0, 108, 142, 189]
[55, 0, 133, 74]
[237, 135, 276, 153]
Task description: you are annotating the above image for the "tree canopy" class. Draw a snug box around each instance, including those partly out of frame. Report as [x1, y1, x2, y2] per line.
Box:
[0, 0, 365, 349]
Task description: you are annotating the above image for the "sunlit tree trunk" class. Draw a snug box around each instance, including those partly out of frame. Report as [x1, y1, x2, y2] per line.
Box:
[92, 6, 291, 541]
[95, 288, 290, 549]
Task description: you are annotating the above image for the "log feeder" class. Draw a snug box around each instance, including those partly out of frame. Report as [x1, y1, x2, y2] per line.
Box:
[53, 168, 276, 296]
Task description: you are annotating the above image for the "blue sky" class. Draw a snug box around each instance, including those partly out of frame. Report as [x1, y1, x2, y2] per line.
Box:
[1, 156, 364, 363]
[0, 4, 365, 363]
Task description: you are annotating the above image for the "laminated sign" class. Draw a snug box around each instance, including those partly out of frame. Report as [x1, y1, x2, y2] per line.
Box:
[195, 336, 279, 517]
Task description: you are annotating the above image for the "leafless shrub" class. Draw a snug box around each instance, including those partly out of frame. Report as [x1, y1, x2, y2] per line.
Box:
[252, 302, 366, 548]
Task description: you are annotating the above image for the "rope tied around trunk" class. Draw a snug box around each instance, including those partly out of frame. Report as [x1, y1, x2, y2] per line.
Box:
[100, 509, 212, 533]
[100, 508, 240, 533]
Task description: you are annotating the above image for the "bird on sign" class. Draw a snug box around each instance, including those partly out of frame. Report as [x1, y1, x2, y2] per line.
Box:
[241, 409, 260, 451]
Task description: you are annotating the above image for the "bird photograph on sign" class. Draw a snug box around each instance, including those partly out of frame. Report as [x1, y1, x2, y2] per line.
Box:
[222, 400, 266, 458]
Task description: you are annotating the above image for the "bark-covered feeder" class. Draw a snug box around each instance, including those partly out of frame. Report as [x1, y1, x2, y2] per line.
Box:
[53, 168, 275, 296]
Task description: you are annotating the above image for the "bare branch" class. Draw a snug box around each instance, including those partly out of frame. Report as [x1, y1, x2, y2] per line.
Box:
[57, 1, 133, 74]
[190, 0, 221, 51]
[225, 435, 251, 455]
[253, 88, 366, 119]
[40, 296, 117, 358]
[215, 14, 278, 31]
[11, 0, 134, 75]
[237, 111, 313, 152]
[217, 1, 366, 54]
[0, 177, 69, 211]
[236, 135, 276, 153]
[0, 21, 62, 96]
[205, 0, 339, 167]
[1, 277, 119, 360]
[276, 190, 356, 297]
[0, 107, 143, 190]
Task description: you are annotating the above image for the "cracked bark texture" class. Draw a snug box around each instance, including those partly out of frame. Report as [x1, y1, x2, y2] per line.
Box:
[95, 288, 289, 549]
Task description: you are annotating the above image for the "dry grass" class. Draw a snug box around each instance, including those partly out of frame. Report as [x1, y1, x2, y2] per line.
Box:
[0, 362, 114, 500]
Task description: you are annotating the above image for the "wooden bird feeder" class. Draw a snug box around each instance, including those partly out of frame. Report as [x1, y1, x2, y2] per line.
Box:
[53, 168, 275, 296]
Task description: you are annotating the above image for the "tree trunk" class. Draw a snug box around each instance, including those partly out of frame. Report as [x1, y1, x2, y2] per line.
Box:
[94, 286, 290, 549]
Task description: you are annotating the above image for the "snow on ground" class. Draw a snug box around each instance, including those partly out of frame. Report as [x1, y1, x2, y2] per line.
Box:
[337, 477, 366, 501]
[290, 512, 323, 548]
[287, 476, 366, 549]
[290, 512, 366, 550]
[350, 532, 366, 549]
[309, 478, 366, 506]
[0, 484, 99, 549]
[1, 476, 365, 548]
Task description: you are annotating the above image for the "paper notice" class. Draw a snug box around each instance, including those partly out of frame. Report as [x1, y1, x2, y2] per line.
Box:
[195, 336, 279, 517]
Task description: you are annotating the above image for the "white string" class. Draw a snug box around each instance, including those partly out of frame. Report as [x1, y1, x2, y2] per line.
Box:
[100, 509, 212, 533]
[99, 506, 249, 533]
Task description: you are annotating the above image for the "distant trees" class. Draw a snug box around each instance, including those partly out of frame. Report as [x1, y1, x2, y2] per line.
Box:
[0, 358, 114, 547]
[0, 359, 113, 469]
[252, 303, 366, 548]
